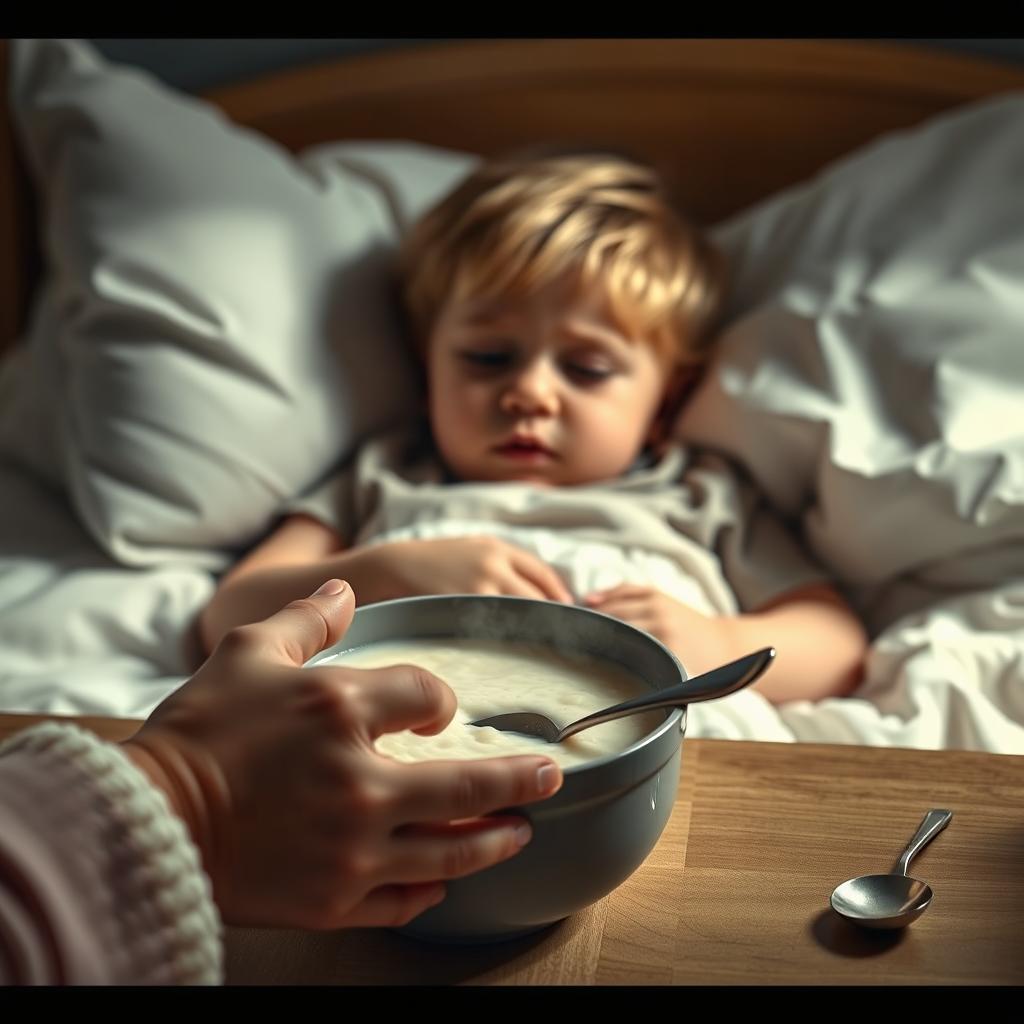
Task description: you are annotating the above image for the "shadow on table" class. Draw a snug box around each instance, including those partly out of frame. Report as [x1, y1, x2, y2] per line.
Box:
[809, 910, 905, 958]
[225, 915, 573, 984]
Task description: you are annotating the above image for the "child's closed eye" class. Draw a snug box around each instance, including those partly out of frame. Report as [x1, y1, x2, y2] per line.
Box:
[564, 362, 614, 384]
[456, 345, 519, 372]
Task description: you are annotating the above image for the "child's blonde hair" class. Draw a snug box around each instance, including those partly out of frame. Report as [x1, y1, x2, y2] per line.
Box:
[399, 151, 725, 370]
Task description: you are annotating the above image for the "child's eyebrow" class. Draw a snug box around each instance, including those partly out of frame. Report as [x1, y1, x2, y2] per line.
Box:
[560, 322, 633, 349]
[459, 306, 519, 327]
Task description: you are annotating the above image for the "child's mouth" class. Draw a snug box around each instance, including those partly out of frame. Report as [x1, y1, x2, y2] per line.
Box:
[493, 439, 556, 461]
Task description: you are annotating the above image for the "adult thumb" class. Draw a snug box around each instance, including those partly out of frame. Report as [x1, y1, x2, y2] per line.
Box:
[257, 579, 356, 668]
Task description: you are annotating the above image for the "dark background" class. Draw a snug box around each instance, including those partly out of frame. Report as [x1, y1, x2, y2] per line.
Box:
[86, 39, 1024, 94]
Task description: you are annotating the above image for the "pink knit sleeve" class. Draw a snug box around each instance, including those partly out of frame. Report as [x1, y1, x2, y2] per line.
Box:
[0, 723, 222, 984]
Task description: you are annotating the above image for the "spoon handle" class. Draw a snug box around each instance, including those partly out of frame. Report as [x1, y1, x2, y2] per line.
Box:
[556, 647, 775, 741]
[896, 809, 953, 876]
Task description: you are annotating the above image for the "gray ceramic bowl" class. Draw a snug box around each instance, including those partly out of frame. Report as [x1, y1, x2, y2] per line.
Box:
[305, 594, 687, 944]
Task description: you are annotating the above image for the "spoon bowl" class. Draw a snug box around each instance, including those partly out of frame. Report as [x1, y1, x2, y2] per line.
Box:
[469, 647, 775, 742]
[830, 809, 952, 929]
[830, 874, 934, 929]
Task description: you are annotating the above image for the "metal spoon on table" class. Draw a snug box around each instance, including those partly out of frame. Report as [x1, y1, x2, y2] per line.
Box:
[830, 809, 953, 929]
[468, 647, 775, 742]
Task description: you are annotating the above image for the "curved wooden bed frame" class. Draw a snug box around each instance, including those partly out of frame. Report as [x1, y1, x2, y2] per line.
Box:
[3, 38, 1024, 355]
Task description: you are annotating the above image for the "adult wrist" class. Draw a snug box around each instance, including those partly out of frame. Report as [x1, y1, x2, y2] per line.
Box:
[121, 730, 230, 907]
[121, 740, 190, 829]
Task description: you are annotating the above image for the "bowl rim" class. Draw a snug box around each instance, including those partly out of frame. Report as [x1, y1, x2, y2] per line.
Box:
[305, 593, 688, 776]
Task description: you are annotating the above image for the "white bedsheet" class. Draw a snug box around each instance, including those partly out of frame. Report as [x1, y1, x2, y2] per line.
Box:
[0, 462, 213, 718]
[2, 460, 1021, 754]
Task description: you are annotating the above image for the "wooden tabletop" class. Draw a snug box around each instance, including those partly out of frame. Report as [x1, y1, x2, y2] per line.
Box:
[2, 712, 1022, 985]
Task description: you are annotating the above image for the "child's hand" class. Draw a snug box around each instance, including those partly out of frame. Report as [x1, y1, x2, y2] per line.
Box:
[348, 536, 573, 604]
[583, 584, 732, 676]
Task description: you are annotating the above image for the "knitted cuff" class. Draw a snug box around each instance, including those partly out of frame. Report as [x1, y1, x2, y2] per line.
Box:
[0, 722, 223, 984]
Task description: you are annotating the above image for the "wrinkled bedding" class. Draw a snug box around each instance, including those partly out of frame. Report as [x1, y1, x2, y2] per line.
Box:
[1, 49, 1022, 754]
[2, 459, 1021, 753]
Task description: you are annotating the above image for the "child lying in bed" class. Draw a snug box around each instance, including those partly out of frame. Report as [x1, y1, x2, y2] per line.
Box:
[199, 151, 867, 703]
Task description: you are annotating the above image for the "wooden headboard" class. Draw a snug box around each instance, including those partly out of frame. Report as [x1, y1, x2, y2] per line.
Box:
[4, 37, 1024, 355]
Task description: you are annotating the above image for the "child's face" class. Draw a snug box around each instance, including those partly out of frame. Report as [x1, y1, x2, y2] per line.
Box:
[426, 279, 671, 486]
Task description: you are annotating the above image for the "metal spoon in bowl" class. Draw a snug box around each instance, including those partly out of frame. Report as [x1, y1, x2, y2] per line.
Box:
[830, 809, 953, 929]
[468, 647, 775, 743]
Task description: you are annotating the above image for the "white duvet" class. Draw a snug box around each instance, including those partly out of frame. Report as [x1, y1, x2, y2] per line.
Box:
[1, 460, 1021, 754]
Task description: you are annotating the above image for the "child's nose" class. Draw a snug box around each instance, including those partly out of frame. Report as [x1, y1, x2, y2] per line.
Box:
[499, 361, 560, 415]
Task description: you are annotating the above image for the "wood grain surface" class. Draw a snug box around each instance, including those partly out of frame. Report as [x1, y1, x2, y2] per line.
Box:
[3, 711, 1021, 984]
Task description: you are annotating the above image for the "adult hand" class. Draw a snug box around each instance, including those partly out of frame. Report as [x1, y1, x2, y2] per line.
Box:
[123, 579, 563, 930]
[348, 536, 573, 604]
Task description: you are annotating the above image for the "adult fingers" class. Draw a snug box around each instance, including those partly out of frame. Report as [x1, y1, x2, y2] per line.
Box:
[387, 755, 562, 824]
[374, 815, 536, 885]
[217, 579, 356, 669]
[318, 662, 459, 739]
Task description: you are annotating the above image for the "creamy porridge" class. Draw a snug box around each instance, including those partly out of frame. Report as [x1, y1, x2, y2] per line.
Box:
[323, 638, 666, 769]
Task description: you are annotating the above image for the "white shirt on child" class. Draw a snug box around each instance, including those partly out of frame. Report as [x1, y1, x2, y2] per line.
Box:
[283, 425, 830, 617]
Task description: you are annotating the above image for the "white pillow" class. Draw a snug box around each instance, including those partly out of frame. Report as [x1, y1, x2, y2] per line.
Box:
[679, 94, 1024, 629]
[0, 38, 474, 569]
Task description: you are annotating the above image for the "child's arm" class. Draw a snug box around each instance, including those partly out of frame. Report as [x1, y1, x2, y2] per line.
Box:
[198, 514, 348, 656]
[199, 516, 573, 656]
[584, 582, 867, 704]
